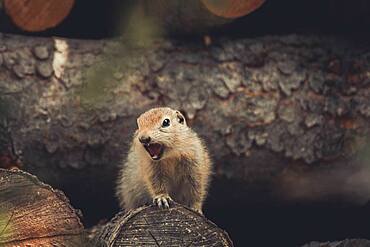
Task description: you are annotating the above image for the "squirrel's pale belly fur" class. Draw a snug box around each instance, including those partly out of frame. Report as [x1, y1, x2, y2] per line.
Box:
[116, 107, 211, 213]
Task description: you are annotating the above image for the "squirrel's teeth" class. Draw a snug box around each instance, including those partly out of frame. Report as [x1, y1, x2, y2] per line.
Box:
[143, 143, 163, 160]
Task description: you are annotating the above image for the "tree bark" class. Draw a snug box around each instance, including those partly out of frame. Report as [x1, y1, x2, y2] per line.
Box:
[93, 203, 233, 246]
[302, 239, 370, 247]
[0, 168, 86, 246]
[0, 33, 369, 225]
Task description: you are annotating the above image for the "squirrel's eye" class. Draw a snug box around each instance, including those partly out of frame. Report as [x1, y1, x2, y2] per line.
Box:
[162, 118, 170, 127]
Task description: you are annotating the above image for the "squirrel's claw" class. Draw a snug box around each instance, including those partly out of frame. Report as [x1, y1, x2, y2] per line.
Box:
[153, 194, 173, 208]
[195, 208, 203, 215]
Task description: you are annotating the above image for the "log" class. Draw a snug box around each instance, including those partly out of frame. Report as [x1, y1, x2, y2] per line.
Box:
[0, 33, 369, 228]
[201, 0, 266, 18]
[0, 168, 86, 246]
[93, 204, 233, 246]
[302, 239, 370, 247]
[4, 0, 75, 32]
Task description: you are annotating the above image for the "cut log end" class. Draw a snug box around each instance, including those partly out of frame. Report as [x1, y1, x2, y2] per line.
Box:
[201, 0, 266, 18]
[4, 0, 75, 32]
[0, 168, 86, 246]
[94, 203, 234, 246]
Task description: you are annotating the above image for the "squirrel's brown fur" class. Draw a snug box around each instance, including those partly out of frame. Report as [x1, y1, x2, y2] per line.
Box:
[116, 107, 212, 213]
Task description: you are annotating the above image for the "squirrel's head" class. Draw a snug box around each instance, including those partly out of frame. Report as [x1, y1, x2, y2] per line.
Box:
[134, 107, 189, 161]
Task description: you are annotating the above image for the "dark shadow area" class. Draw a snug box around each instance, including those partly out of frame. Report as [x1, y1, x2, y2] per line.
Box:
[0, 0, 369, 39]
[204, 178, 370, 247]
[62, 169, 121, 227]
[206, 202, 370, 247]
[214, 0, 370, 38]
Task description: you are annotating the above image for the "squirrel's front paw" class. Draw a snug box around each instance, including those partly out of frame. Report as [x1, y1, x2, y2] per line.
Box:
[153, 194, 173, 208]
[194, 208, 203, 215]
[192, 205, 203, 215]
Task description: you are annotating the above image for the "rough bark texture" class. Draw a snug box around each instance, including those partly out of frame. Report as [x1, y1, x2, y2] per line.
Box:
[93, 203, 233, 247]
[0, 168, 86, 246]
[302, 239, 370, 247]
[0, 33, 369, 226]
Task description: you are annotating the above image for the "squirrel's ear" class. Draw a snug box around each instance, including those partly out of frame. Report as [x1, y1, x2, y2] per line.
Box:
[176, 111, 186, 125]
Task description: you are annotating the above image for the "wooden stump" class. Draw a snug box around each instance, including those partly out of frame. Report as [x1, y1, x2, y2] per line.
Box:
[4, 0, 75, 32]
[0, 168, 86, 246]
[94, 204, 234, 246]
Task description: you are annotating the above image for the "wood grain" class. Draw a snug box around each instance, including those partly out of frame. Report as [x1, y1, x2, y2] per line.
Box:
[4, 0, 75, 32]
[0, 168, 86, 246]
[94, 203, 233, 246]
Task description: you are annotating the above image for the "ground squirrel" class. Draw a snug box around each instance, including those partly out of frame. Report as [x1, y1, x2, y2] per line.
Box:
[116, 107, 212, 214]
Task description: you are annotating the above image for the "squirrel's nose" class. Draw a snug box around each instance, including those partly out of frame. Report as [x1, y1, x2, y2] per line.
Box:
[139, 135, 151, 144]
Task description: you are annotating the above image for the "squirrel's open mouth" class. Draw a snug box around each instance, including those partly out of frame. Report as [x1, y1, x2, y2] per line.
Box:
[143, 143, 164, 160]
